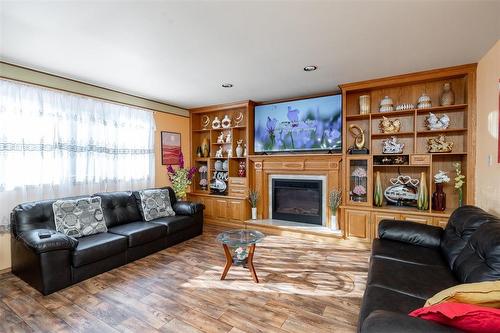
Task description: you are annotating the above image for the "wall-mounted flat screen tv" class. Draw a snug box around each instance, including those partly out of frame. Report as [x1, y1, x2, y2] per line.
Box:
[254, 94, 342, 153]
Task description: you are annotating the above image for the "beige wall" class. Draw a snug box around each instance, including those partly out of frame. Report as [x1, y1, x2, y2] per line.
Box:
[475, 40, 500, 215]
[0, 63, 190, 271]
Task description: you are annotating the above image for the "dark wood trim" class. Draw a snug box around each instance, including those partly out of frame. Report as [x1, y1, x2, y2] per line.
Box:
[254, 90, 341, 106]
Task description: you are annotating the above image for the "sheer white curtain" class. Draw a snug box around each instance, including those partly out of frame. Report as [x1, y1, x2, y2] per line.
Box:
[0, 79, 156, 232]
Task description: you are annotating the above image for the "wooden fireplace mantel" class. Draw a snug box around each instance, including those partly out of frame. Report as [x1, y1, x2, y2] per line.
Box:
[248, 154, 343, 230]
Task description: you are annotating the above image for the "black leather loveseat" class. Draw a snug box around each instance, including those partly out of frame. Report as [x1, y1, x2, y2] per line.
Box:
[359, 205, 500, 333]
[10, 187, 203, 295]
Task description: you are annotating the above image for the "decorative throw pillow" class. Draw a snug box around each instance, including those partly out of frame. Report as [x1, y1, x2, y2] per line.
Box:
[137, 189, 175, 221]
[425, 281, 500, 308]
[410, 302, 500, 333]
[53, 197, 107, 238]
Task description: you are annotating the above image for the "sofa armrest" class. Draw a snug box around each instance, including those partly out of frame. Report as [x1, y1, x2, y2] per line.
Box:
[361, 310, 463, 333]
[378, 220, 443, 248]
[173, 201, 204, 216]
[17, 229, 78, 254]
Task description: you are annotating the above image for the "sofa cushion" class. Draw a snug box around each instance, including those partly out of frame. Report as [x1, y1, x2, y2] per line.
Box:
[135, 189, 175, 221]
[425, 281, 500, 308]
[108, 222, 166, 247]
[151, 215, 198, 235]
[372, 239, 448, 267]
[53, 197, 107, 238]
[358, 285, 425, 326]
[367, 257, 459, 299]
[440, 205, 500, 269]
[453, 223, 500, 283]
[72, 232, 127, 267]
[94, 191, 142, 227]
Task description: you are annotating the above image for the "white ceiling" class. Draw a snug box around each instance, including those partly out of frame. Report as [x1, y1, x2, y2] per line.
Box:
[1, 1, 499, 109]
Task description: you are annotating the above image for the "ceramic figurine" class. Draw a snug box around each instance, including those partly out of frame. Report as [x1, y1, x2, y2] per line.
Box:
[225, 132, 232, 143]
[359, 95, 370, 115]
[382, 136, 405, 154]
[222, 160, 229, 171]
[384, 175, 419, 206]
[417, 93, 432, 109]
[212, 116, 221, 129]
[215, 146, 224, 158]
[201, 115, 210, 129]
[221, 115, 231, 128]
[440, 82, 455, 106]
[379, 116, 401, 134]
[425, 112, 450, 130]
[216, 131, 225, 143]
[236, 139, 244, 157]
[395, 103, 415, 111]
[227, 147, 233, 158]
[427, 135, 454, 153]
[243, 143, 247, 157]
[234, 112, 244, 126]
[379, 96, 394, 113]
[214, 159, 223, 171]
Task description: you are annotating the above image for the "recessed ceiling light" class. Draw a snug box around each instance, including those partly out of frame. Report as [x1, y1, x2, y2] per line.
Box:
[304, 65, 318, 72]
[222, 83, 233, 88]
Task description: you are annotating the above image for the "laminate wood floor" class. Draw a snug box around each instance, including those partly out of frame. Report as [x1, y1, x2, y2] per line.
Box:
[0, 224, 370, 333]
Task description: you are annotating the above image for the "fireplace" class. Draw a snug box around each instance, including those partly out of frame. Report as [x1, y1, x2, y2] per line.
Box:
[269, 175, 326, 225]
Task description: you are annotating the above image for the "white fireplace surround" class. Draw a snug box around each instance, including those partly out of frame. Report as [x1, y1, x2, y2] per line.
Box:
[268, 174, 328, 226]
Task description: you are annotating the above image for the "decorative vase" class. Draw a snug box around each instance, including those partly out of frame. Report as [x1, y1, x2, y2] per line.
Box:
[196, 146, 202, 158]
[374, 171, 383, 207]
[417, 172, 429, 210]
[212, 116, 221, 129]
[251, 207, 257, 220]
[201, 137, 210, 157]
[330, 214, 338, 231]
[432, 183, 446, 211]
[236, 141, 243, 157]
[359, 95, 370, 115]
[440, 82, 455, 106]
[458, 188, 463, 207]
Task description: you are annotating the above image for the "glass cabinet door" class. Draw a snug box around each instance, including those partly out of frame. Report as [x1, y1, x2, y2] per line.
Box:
[347, 157, 371, 205]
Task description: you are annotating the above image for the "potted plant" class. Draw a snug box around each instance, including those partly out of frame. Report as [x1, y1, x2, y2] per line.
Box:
[453, 162, 466, 207]
[248, 190, 259, 220]
[166, 152, 197, 200]
[432, 170, 450, 211]
[329, 189, 342, 230]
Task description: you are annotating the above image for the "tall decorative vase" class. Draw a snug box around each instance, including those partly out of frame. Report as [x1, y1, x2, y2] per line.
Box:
[432, 183, 446, 211]
[458, 188, 463, 207]
[417, 172, 428, 210]
[440, 82, 455, 106]
[359, 95, 370, 115]
[251, 207, 257, 220]
[201, 137, 210, 157]
[374, 171, 383, 207]
[330, 213, 338, 231]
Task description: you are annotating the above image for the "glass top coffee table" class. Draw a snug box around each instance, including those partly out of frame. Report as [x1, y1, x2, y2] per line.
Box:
[216, 229, 265, 283]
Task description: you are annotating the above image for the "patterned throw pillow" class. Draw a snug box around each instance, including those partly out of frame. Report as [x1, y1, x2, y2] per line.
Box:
[53, 197, 107, 238]
[137, 189, 175, 221]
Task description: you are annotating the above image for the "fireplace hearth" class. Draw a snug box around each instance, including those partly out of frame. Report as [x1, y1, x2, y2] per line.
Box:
[271, 178, 324, 225]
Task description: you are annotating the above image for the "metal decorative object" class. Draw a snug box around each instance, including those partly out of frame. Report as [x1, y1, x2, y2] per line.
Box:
[379, 116, 401, 134]
[234, 112, 244, 126]
[427, 135, 454, 153]
[348, 124, 368, 153]
[382, 136, 405, 154]
[201, 115, 210, 129]
[425, 112, 450, 130]
[384, 175, 419, 206]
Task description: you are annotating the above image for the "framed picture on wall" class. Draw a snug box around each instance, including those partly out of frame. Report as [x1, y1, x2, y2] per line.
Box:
[161, 131, 181, 165]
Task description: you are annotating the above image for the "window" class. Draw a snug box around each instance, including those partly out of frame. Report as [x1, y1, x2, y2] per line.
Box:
[0, 79, 156, 231]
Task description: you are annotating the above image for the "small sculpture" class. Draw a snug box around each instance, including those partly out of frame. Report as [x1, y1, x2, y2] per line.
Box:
[212, 116, 221, 129]
[225, 132, 232, 143]
[417, 93, 432, 109]
[379, 116, 401, 134]
[384, 175, 419, 206]
[221, 115, 231, 128]
[440, 82, 455, 106]
[383, 136, 405, 154]
[427, 135, 454, 153]
[395, 103, 415, 111]
[215, 146, 224, 158]
[379, 96, 394, 113]
[234, 112, 244, 126]
[216, 131, 225, 143]
[243, 143, 247, 157]
[227, 147, 233, 158]
[425, 112, 450, 130]
[236, 139, 244, 157]
[201, 115, 210, 129]
[348, 124, 368, 153]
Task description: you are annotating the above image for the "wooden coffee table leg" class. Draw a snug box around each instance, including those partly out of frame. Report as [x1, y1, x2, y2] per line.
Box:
[247, 244, 259, 283]
[220, 244, 232, 280]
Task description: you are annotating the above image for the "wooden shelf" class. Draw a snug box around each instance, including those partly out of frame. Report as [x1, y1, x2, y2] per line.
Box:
[192, 128, 212, 132]
[370, 109, 416, 118]
[416, 104, 467, 114]
[371, 131, 414, 138]
[194, 158, 210, 162]
[416, 128, 467, 135]
[346, 114, 370, 120]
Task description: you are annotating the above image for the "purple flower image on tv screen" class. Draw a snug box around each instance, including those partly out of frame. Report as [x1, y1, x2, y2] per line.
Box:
[254, 95, 342, 152]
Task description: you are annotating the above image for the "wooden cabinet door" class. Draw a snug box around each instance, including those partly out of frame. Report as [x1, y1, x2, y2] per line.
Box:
[371, 212, 400, 239]
[400, 214, 432, 225]
[345, 209, 371, 241]
[433, 217, 449, 229]
[203, 197, 215, 218]
[215, 199, 228, 219]
[228, 200, 245, 221]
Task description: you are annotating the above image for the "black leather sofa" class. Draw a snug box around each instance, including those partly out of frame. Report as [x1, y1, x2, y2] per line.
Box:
[10, 187, 204, 295]
[359, 205, 500, 333]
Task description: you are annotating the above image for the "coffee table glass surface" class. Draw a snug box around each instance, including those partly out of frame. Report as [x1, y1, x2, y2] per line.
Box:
[216, 229, 265, 247]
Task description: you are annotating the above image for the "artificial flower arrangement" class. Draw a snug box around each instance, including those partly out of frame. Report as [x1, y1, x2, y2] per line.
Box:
[167, 152, 197, 200]
[351, 167, 367, 178]
[453, 162, 466, 206]
[198, 165, 208, 190]
[433, 170, 450, 184]
[352, 185, 367, 196]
